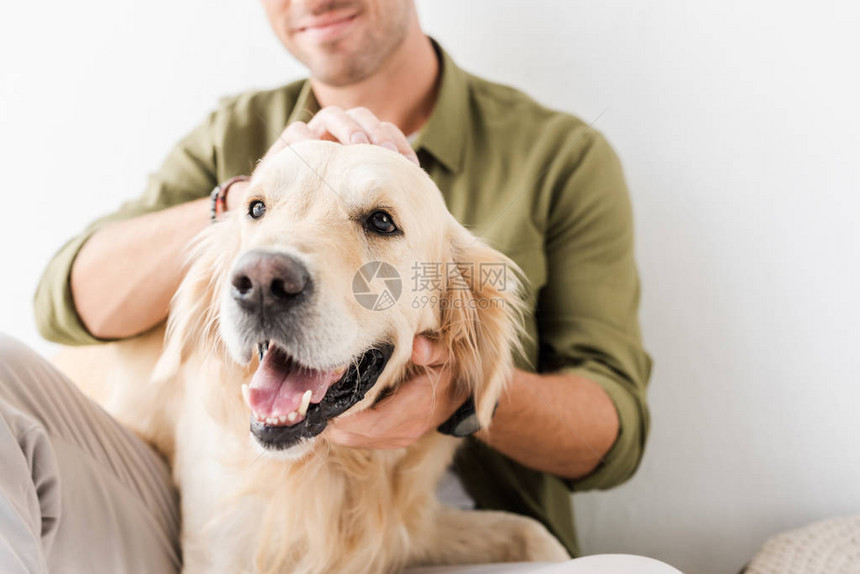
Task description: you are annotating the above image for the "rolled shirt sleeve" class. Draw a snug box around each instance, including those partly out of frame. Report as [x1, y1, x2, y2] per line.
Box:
[536, 130, 653, 491]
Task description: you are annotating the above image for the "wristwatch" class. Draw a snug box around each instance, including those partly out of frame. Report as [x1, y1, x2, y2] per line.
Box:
[437, 396, 482, 437]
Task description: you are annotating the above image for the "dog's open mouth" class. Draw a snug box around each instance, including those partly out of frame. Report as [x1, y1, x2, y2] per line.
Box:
[242, 341, 393, 450]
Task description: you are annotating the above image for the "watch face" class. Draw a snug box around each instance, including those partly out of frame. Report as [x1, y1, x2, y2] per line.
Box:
[451, 413, 481, 437]
[437, 396, 483, 437]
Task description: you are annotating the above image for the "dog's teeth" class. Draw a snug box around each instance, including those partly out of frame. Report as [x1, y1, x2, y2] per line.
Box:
[278, 415, 287, 424]
[257, 341, 271, 361]
[252, 411, 261, 421]
[287, 411, 298, 422]
[265, 417, 278, 425]
[298, 390, 312, 417]
[241, 384, 250, 408]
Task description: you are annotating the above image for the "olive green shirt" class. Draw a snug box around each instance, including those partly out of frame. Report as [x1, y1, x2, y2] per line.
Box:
[34, 42, 651, 556]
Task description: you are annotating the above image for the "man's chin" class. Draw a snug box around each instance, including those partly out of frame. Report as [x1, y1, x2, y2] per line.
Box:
[295, 37, 382, 87]
[304, 58, 373, 87]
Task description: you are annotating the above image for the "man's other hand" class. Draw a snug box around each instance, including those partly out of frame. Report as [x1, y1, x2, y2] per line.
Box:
[325, 336, 467, 449]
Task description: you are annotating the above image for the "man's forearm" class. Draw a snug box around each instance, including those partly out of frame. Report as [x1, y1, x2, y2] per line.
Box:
[475, 369, 619, 481]
[70, 197, 211, 339]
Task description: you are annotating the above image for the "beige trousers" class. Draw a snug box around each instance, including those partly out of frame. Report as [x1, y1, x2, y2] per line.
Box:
[0, 334, 180, 573]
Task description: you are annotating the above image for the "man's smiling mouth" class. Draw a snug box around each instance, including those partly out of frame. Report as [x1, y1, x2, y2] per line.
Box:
[242, 341, 393, 450]
[294, 10, 360, 42]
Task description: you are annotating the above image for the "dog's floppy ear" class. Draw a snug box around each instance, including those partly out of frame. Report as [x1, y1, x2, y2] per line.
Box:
[153, 217, 242, 382]
[439, 225, 527, 430]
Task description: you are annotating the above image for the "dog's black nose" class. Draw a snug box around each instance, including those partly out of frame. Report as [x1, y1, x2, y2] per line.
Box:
[230, 250, 311, 313]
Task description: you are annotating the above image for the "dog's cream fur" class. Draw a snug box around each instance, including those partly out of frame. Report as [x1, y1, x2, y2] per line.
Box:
[55, 142, 569, 573]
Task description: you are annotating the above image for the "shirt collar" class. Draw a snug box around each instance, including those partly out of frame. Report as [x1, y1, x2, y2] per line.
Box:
[412, 40, 469, 173]
[288, 80, 321, 124]
[288, 39, 468, 173]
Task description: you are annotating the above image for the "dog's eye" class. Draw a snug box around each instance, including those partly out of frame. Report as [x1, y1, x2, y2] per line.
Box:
[249, 200, 266, 220]
[366, 210, 398, 235]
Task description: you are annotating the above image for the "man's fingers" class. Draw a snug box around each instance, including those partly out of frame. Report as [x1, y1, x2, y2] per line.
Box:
[277, 107, 420, 166]
[308, 106, 371, 145]
[325, 427, 361, 447]
[412, 335, 449, 367]
[263, 107, 420, 174]
[325, 367, 457, 450]
[282, 120, 316, 143]
[346, 107, 395, 148]
[331, 408, 378, 434]
[381, 121, 419, 165]
[264, 121, 316, 160]
[379, 120, 419, 165]
[347, 107, 419, 165]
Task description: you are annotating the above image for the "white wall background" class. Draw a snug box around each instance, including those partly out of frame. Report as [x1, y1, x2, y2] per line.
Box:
[2, 1, 858, 573]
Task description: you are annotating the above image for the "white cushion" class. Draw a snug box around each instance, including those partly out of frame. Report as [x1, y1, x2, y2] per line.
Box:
[746, 515, 860, 574]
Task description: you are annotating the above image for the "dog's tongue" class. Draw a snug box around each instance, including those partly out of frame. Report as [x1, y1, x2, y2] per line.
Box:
[246, 347, 343, 424]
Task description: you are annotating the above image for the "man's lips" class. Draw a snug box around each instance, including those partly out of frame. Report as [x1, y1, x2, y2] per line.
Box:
[294, 11, 359, 42]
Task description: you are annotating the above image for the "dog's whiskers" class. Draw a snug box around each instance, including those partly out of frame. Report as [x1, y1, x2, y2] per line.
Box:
[351, 355, 363, 398]
[251, 449, 267, 466]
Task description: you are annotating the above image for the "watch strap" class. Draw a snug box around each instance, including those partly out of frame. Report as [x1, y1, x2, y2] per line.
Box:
[437, 396, 481, 437]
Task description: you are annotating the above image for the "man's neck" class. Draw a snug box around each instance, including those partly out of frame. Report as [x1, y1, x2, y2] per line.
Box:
[310, 28, 440, 137]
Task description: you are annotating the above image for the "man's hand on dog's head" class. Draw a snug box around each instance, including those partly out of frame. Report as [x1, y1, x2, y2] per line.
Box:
[325, 336, 468, 450]
[226, 106, 418, 213]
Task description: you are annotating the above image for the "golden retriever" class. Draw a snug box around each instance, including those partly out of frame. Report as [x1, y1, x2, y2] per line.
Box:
[56, 141, 569, 573]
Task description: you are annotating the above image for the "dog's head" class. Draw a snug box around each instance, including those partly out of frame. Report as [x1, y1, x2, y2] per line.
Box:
[161, 141, 524, 456]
